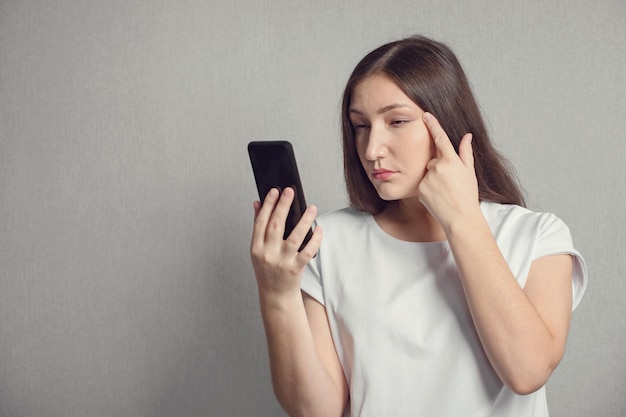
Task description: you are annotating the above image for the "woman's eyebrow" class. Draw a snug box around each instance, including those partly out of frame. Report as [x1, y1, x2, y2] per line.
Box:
[377, 103, 411, 114]
[348, 103, 412, 115]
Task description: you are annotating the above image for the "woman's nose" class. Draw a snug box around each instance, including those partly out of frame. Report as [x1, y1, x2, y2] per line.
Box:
[364, 125, 387, 161]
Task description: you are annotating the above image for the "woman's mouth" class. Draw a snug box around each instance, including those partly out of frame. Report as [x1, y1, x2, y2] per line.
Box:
[372, 169, 396, 180]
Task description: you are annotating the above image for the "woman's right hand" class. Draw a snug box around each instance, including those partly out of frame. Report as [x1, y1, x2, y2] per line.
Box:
[250, 187, 322, 297]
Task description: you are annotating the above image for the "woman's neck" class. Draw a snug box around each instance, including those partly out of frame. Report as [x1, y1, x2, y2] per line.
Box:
[374, 200, 447, 242]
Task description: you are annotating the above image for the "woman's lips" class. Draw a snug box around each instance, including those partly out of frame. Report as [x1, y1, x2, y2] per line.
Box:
[372, 169, 396, 180]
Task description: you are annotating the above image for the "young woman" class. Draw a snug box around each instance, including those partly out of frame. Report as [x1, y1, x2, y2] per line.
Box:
[250, 35, 587, 417]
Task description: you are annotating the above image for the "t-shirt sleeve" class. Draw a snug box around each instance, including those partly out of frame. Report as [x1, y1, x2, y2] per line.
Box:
[534, 213, 588, 310]
[301, 250, 325, 306]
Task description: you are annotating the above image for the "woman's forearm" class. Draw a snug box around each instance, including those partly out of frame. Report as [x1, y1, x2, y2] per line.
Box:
[258, 289, 346, 417]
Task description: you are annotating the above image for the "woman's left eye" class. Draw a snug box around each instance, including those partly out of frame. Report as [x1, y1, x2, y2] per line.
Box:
[390, 119, 409, 126]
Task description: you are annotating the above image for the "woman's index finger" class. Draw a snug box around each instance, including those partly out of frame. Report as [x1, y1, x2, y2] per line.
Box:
[423, 112, 456, 157]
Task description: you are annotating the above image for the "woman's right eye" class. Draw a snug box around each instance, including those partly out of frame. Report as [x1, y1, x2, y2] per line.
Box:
[351, 122, 369, 130]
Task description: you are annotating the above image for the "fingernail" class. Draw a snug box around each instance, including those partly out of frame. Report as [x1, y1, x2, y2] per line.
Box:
[423, 112, 432, 121]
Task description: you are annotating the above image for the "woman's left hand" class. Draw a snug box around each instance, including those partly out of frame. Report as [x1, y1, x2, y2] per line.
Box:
[418, 112, 480, 232]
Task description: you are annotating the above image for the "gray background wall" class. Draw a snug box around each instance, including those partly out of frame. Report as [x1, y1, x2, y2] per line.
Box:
[1, 1, 624, 416]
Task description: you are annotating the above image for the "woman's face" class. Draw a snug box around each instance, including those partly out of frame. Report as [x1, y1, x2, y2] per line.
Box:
[349, 74, 435, 204]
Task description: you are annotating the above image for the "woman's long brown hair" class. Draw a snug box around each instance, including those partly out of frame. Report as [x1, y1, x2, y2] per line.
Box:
[342, 35, 525, 214]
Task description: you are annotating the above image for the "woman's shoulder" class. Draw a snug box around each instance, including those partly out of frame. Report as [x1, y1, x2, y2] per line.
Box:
[480, 201, 571, 238]
[312, 207, 377, 239]
[315, 206, 369, 225]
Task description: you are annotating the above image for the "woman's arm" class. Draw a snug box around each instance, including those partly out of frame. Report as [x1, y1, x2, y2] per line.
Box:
[446, 215, 573, 394]
[419, 113, 574, 394]
[251, 187, 348, 416]
[303, 292, 349, 407]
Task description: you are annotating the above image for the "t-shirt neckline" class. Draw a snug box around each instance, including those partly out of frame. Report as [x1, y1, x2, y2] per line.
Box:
[362, 211, 451, 251]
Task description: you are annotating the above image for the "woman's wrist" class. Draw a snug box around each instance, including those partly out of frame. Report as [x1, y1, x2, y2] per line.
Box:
[441, 205, 486, 239]
[258, 285, 304, 314]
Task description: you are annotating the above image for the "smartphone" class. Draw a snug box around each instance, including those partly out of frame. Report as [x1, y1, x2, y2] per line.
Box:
[247, 141, 313, 251]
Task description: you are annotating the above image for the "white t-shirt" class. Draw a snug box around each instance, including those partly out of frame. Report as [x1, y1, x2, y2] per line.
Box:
[301, 202, 587, 417]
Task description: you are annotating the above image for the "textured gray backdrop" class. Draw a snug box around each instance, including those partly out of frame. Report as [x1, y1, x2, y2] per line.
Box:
[1, 1, 624, 416]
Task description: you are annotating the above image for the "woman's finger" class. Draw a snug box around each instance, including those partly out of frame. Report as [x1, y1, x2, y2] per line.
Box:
[264, 187, 296, 243]
[423, 112, 456, 158]
[251, 188, 280, 249]
[295, 225, 323, 266]
[426, 157, 439, 172]
[458, 133, 474, 169]
[283, 204, 318, 252]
